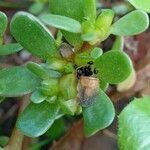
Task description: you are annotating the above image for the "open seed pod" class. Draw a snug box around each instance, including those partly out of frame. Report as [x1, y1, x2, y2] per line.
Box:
[77, 76, 99, 107]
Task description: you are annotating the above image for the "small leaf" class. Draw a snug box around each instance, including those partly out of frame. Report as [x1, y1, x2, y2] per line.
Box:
[90, 47, 103, 59]
[30, 90, 47, 104]
[41, 64, 62, 78]
[81, 33, 97, 42]
[40, 14, 82, 33]
[49, 0, 84, 23]
[17, 101, 61, 137]
[10, 11, 57, 59]
[111, 10, 149, 36]
[0, 11, 7, 36]
[96, 9, 115, 31]
[83, 89, 115, 137]
[127, 0, 150, 13]
[27, 62, 49, 80]
[95, 51, 133, 84]
[29, 2, 44, 14]
[0, 66, 40, 97]
[118, 96, 150, 150]
[49, 0, 84, 47]
[0, 43, 23, 55]
[83, 0, 96, 21]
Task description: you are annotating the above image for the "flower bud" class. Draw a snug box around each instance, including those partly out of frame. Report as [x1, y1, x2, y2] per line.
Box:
[40, 79, 59, 96]
[59, 74, 77, 100]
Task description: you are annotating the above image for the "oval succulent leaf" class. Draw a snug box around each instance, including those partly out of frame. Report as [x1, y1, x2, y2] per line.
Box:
[29, 2, 44, 15]
[49, 0, 84, 47]
[30, 90, 47, 104]
[96, 9, 115, 31]
[127, 0, 150, 13]
[83, 89, 115, 137]
[0, 66, 40, 97]
[95, 51, 133, 84]
[27, 62, 49, 80]
[40, 14, 82, 33]
[49, 0, 84, 23]
[17, 101, 61, 137]
[10, 11, 57, 59]
[118, 96, 150, 150]
[90, 47, 103, 59]
[0, 11, 7, 36]
[0, 43, 23, 55]
[111, 10, 149, 36]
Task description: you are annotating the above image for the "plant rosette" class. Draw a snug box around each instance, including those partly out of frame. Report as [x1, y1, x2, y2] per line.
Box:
[0, 0, 149, 138]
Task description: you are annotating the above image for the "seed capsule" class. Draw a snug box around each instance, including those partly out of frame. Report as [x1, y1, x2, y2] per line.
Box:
[77, 76, 99, 107]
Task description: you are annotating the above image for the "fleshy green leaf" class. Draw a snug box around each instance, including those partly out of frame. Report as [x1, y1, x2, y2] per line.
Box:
[96, 9, 115, 31]
[10, 11, 57, 59]
[90, 47, 103, 59]
[27, 62, 49, 80]
[17, 101, 61, 137]
[127, 0, 150, 13]
[111, 10, 149, 36]
[0, 66, 40, 97]
[0, 43, 23, 55]
[30, 90, 47, 104]
[49, 0, 84, 47]
[118, 96, 150, 150]
[83, 89, 115, 137]
[95, 51, 133, 84]
[40, 14, 82, 33]
[81, 33, 97, 42]
[29, 2, 44, 14]
[0, 11, 7, 36]
[83, 0, 96, 21]
[49, 0, 84, 23]
[41, 64, 62, 78]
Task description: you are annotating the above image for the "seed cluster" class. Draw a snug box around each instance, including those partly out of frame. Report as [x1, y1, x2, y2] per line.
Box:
[76, 61, 98, 79]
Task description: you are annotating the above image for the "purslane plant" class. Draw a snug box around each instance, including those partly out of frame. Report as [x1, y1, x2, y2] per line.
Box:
[0, 0, 149, 138]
